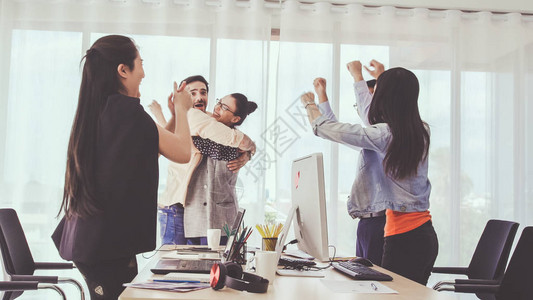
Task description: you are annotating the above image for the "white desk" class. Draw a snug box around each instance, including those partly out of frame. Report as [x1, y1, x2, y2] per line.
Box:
[119, 246, 458, 300]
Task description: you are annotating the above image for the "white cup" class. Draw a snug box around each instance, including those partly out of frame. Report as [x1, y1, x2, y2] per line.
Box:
[207, 229, 221, 250]
[255, 251, 278, 285]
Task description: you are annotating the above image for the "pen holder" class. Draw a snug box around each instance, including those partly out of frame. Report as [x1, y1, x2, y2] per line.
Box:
[231, 242, 247, 265]
[262, 237, 277, 251]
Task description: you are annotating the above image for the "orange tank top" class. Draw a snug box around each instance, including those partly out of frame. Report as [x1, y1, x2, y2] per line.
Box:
[384, 209, 431, 237]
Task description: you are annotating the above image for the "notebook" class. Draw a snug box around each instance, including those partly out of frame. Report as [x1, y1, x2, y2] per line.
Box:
[159, 272, 211, 282]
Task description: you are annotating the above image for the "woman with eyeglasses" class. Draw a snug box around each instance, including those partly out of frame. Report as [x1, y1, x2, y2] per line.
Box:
[154, 88, 257, 246]
[183, 93, 258, 245]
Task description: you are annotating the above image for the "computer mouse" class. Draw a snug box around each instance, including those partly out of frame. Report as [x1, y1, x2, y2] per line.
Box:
[349, 257, 373, 267]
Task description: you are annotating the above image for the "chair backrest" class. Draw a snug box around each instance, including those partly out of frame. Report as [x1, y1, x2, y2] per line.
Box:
[497, 226, 533, 300]
[468, 219, 519, 280]
[0, 209, 36, 275]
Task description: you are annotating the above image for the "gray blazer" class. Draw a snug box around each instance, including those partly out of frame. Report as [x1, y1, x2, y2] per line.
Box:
[184, 156, 239, 238]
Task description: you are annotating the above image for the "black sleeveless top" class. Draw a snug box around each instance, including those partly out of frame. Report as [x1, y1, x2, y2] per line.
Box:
[53, 93, 159, 263]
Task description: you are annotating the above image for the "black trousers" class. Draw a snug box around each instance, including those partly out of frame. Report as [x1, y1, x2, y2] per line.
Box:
[356, 215, 386, 266]
[382, 220, 438, 285]
[75, 256, 137, 300]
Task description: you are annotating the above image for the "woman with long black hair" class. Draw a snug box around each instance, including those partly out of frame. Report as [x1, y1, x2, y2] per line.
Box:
[302, 59, 438, 285]
[53, 35, 193, 299]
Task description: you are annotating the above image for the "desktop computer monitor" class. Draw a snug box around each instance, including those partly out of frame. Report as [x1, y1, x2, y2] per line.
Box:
[291, 153, 329, 261]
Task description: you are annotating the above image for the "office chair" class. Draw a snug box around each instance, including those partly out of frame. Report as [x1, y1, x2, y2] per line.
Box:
[436, 226, 533, 300]
[0, 281, 66, 300]
[432, 219, 518, 300]
[0, 208, 85, 299]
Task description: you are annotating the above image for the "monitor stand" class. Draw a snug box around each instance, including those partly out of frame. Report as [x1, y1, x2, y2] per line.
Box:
[283, 248, 315, 260]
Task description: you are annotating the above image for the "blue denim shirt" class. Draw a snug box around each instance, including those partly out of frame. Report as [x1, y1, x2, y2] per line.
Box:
[313, 81, 431, 218]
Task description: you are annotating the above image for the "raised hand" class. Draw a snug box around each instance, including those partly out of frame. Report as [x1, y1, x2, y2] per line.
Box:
[346, 61, 364, 82]
[167, 93, 175, 116]
[313, 78, 328, 103]
[364, 59, 385, 79]
[148, 100, 162, 113]
[148, 100, 167, 126]
[173, 81, 192, 114]
[300, 92, 315, 107]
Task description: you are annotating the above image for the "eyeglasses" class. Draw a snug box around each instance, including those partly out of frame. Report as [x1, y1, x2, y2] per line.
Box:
[215, 99, 235, 114]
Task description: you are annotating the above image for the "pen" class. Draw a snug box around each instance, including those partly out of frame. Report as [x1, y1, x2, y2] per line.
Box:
[243, 228, 253, 243]
[370, 282, 378, 291]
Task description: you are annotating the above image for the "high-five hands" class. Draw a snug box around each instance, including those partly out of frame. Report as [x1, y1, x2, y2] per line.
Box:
[171, 81, 192, 115]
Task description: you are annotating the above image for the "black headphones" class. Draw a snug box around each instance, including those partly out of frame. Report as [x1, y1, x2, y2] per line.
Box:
[209, 262, 269, 293]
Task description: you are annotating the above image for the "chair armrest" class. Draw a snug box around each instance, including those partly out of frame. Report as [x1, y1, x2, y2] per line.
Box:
[453, 284, 500, 294]
[34, 262, 74, 269]
[455, 279, 499, 285]
[0, 281, 39, 291]
[10, 274, 59, 284]
[432, 267, 469, 275]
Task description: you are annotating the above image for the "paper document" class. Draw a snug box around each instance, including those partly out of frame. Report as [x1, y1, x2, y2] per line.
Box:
[160, 272, 211, 282]
[124, 281, 210, 293]
[320, 280, 397, 294]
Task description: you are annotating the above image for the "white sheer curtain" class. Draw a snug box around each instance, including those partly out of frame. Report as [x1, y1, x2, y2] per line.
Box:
[274, 2, 533, 294]
[1, 0, 533, 297]
[0, 0, 270, 298]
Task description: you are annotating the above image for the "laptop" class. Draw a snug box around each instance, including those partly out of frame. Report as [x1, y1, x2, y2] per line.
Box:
[150, 208, 246, 274]
[150, 258, 218, 275]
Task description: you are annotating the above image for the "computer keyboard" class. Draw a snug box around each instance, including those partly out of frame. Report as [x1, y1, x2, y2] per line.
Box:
[278, 257, 316, 267]
[332, 261, 393, 281]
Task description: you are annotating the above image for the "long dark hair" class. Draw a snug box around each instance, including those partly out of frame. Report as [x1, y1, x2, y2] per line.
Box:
[59, 35, 138, 218]
[231, 93, 257, 126]
[368, 67, 430, 180]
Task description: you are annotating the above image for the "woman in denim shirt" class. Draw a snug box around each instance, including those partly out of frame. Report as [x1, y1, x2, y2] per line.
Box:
[301, 60, 438, 285]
